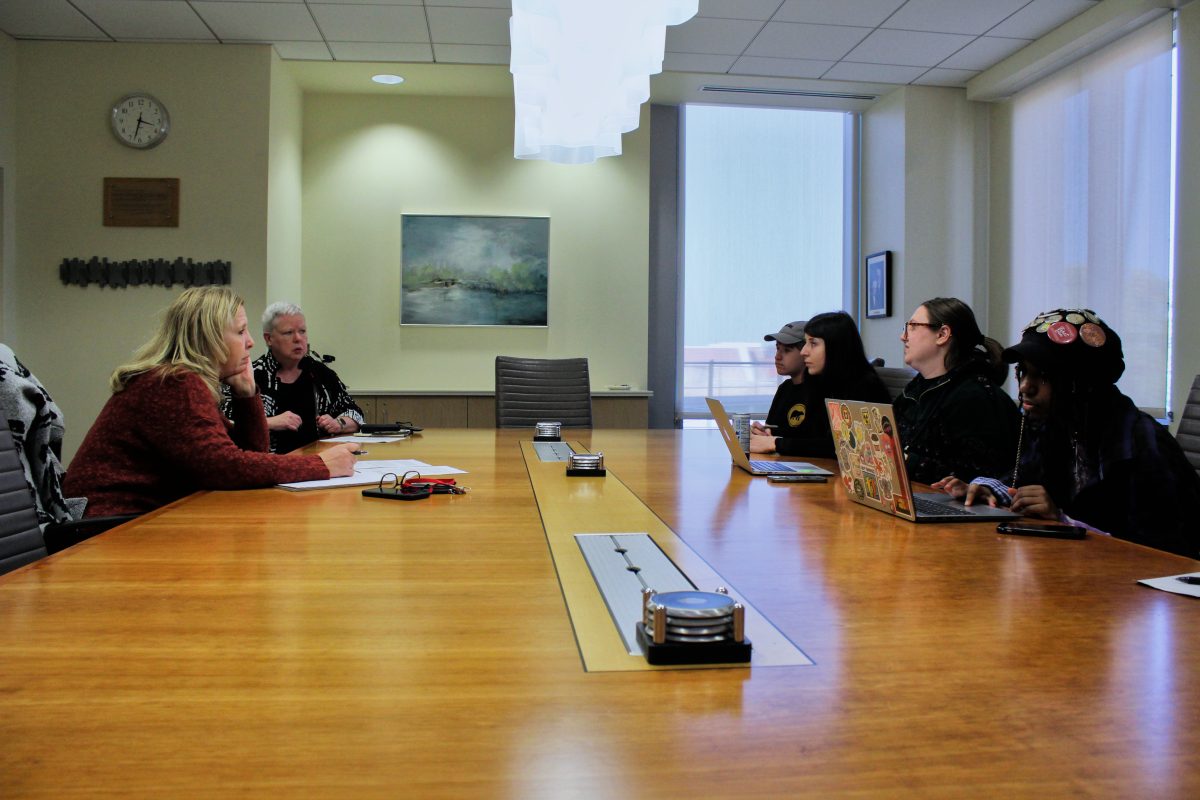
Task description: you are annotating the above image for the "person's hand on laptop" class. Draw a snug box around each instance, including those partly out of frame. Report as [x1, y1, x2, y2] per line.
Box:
[749, 433, 777, 454]
[931, 476, 1001, 507]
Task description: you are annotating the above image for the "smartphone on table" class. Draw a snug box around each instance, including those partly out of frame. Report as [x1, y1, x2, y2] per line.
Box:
[996, 522, 1087, 539]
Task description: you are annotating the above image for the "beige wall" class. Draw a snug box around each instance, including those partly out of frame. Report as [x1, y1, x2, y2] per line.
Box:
[298, 93, 650, 393]
[9, 42, 274, 458]
[860, 85, 989, 367]
[0, 31, 16, 337]
[267, 52, 304, 307]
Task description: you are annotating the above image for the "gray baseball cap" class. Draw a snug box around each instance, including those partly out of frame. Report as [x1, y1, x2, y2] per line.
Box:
[763, 321, 808, 345]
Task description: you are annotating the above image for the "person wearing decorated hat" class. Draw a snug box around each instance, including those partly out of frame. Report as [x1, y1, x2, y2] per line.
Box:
[750, 313, 889, 457]
[894, 297, 1020, 484]
[933, 308, 1200, 558]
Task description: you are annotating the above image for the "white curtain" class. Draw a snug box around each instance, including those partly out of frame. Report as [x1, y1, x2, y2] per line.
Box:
[1007, 16, 1173, 411]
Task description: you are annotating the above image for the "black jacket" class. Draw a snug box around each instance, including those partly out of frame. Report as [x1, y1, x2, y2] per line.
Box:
[1018, 389, 1200, 558]
[893, 357, 1020, 484]
[767, 369, 890, 458]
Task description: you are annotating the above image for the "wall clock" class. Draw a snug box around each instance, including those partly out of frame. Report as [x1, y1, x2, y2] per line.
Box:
[111, 92, 170, 149]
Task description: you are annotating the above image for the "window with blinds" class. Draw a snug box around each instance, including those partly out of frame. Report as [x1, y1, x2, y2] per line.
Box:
[1006, 15, 1175, 415]
[679, 105, 847, 420]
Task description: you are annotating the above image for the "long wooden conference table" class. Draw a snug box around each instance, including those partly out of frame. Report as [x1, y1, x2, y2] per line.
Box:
[2, 429, 1199, 798]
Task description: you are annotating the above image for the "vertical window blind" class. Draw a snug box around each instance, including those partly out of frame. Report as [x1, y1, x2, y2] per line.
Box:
[1007, 16, 1174, 412]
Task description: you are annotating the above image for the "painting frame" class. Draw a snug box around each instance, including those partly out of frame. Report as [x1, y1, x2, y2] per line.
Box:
[400, 214, 550, 327]
[865, 250, 891, 319]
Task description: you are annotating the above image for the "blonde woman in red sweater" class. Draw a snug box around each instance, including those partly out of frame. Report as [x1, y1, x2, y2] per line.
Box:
[65, 287, 357, 516]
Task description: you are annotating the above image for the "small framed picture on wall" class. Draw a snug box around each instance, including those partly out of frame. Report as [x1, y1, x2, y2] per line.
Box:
[865, 250, 891, 319]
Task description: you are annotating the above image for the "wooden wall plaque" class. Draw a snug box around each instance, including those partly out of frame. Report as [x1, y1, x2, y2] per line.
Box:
[103, 177, 179, 227]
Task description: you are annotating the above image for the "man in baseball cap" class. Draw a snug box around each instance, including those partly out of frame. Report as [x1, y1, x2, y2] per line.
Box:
[750, 321, 809, 454]
[940, 308, 1198, 557]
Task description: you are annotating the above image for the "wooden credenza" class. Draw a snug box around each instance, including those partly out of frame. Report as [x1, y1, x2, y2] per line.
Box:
[353, 390, 651, 428]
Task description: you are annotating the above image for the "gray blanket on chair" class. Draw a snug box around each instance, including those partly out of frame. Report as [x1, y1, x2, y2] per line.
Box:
[0, 344, 86, 528]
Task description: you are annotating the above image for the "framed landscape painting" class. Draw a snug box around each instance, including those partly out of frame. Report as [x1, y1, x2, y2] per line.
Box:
[401, 215, 550, 326]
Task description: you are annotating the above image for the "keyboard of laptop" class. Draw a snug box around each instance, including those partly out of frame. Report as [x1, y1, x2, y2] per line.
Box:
[912, 496, 974, 517]
[750, 460, 804, 472]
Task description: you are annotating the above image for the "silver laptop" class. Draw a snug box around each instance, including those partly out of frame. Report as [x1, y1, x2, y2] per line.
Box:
[706, 397, 833, 478]
[824, 398, 1018, 523]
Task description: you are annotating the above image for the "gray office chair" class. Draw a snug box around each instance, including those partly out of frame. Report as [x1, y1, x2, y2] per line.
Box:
[874, 364, 917, 402]
[0, 419, 49, 575]
[495, 356, 592, 428]
[1176, 373, 1200, 477]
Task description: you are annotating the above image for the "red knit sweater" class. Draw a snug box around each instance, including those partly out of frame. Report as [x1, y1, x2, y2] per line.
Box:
[64, 369, 329, 516]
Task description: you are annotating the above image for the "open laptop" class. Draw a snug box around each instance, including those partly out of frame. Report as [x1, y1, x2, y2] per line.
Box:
[824, 398, 1018, 523]
[706, 397, 833, 478]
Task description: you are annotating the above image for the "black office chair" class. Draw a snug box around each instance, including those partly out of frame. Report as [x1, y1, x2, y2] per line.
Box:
[0, 421, 48, 575]
[1176, 373, 1200, 478]
[495, 356, 593, 428]
[0, 417, 137, 572]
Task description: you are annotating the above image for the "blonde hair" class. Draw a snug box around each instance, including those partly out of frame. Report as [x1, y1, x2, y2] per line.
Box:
[111, 286, 245, 398]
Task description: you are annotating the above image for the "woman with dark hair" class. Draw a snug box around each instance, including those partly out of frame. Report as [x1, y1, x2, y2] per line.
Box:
[751, 312, 888, 457]
[934, 309, 1200, 557]
[893, 297, 1019, 483]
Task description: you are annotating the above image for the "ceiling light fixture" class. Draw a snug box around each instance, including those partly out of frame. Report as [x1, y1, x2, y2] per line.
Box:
[509, 1, 698, 165]
[372, 74, 405, 85]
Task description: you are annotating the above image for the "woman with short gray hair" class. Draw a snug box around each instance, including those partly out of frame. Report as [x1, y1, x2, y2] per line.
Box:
[254, 301, 364, 453]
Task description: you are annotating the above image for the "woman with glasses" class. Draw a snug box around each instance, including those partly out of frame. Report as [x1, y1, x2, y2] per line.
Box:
[751, 312, 889, 456]
[932, 309, 1198, 558]
[893, 297, 1019, 483]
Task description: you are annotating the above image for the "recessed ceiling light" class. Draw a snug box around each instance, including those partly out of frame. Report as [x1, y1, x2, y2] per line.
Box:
[372, 74, 405, 85]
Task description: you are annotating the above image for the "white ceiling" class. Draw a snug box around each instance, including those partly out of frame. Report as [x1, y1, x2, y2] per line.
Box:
[0, 0, 1103, 90]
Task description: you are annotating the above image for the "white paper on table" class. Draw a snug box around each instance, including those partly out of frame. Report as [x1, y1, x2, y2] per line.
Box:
[1137, 572, 1200, 597]
[324, 435, 409, 444]
[277, 459, 466, 491]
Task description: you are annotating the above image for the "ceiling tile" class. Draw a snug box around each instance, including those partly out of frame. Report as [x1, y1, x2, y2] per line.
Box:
[191, 2, 321, 41]
[823, 61, 925, 83]
[697, 0, 784, 21]
[913, 67, 979, 87]
[328, 41, 434, 61]
[729, 55, 833, 79]
[312, 1, 422, 5]
[663, 52, 738, 73]
[71, 0, 216, 41]
[939, 35, 1029, 70]
[0, 0, 108, 39]
[883, 0, 1029, 35]
[745, 22, 871, 61]
[273, 41, 333, 60]
[774, 0, 907, 28]
[433, 43, 510, 64]
[666, 17, 763, 56]
[427, 7, 510, 46]
[845, 29, 975, 67]
[989, 0, 1098, 39]
[309, 4, 428, 43]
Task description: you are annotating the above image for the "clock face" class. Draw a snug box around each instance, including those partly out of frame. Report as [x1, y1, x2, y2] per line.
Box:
[111, 93, 170, 149]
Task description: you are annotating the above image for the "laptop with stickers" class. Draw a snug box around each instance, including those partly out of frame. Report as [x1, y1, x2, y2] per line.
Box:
[706, 397, 833, 478]
[824, 398, 1018, 523]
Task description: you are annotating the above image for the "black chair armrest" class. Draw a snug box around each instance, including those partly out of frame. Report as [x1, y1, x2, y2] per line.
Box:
[43, 514, 139, 555]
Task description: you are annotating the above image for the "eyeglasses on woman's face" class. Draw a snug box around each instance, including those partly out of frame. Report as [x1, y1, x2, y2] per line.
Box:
[901, 320, 942, 337]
